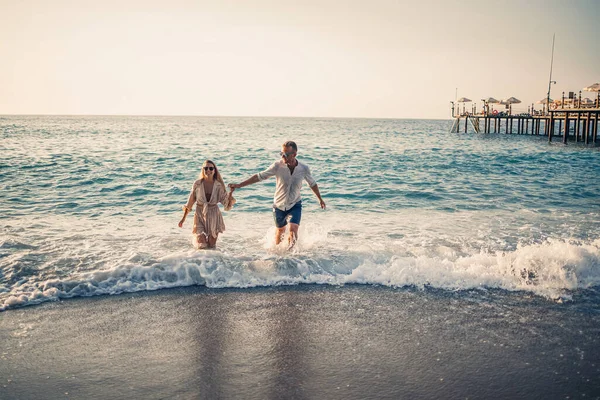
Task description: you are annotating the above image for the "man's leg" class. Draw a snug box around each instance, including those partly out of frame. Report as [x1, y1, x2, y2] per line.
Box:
[288, 223, 299, 248]
[273, 207, 288, 245]
[287, 202, 302, 249]
[275, 226, 286, 245]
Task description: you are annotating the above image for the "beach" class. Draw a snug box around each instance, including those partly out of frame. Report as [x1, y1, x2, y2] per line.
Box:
[2, 285, 600, 399]
[3, 0, 600, 396]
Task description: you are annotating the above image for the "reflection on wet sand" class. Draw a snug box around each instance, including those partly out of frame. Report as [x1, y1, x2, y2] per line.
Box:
[191, 294, 229, 398]
[189, 290, 310, 399]
[266, 290, 309, 400]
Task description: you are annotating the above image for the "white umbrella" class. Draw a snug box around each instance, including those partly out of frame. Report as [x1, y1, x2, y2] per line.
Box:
[457, 97, 472, 103]
[499, 97, 521, 115]
[536, 98, 553, 104]
[483, 97, 499, 104]
[583, 83, 600, 108]
[501, 97, 521, 104]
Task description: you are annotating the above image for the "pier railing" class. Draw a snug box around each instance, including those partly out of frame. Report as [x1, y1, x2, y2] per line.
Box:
[454, 99, 600, 119]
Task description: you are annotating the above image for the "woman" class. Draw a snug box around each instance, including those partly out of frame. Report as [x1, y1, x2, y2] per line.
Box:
[179, 160, 235, 249]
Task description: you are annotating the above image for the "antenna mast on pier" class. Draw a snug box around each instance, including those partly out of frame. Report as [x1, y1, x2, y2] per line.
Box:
[546, 34, 556, 111]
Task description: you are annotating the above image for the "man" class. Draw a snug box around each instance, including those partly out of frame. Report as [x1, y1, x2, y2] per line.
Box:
[229, 141, 326, 247]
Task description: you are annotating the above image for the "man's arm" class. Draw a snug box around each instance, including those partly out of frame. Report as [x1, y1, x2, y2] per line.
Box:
[230, 175, 260, 189]
[303, 165, 325, 209]
[310, 184, 326, 209]
[230, 162, 278, 189]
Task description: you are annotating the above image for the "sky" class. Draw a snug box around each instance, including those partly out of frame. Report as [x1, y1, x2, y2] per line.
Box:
[1, 0, 598, 119]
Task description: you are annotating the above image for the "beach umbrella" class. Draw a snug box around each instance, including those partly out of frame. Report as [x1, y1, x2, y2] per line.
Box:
[500, 97, 521, 116]
[536, 98, 553, 114]
[481, 97, 498, 115]
[583, 83, 600, 107]
[583, 83, 600, 92]
[501, 97, 521, 104]
[456, 97, 472, 114]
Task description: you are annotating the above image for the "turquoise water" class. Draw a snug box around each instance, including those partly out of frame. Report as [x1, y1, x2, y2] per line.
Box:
[1, 115, 600, 309]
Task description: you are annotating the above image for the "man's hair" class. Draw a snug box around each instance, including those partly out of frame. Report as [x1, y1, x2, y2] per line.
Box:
[283, 141, 297, 152]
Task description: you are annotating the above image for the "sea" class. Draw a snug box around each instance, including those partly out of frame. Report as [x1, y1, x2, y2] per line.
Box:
[1, 115, 600, 398]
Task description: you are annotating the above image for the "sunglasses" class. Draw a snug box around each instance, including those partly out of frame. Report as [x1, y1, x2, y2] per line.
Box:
[280, 151, 295, 158]
[203, 166, 215, 171]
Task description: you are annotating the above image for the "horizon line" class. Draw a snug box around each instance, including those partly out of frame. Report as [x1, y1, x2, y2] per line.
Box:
[0, 113, 452, 121]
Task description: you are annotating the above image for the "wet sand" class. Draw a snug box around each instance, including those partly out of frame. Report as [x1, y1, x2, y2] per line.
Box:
[1, 285, 599, 399]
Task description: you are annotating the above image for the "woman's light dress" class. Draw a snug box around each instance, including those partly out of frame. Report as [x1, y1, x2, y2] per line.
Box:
[184, 180, 235, 238]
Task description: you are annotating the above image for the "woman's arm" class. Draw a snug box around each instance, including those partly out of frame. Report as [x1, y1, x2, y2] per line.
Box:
[219, 184, 236, 211]
[179, 207, 190, 228]
[179, 182, 197, 227]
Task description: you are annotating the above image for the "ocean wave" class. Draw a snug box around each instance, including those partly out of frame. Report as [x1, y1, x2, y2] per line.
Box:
[2, 238, 599, 311]
[0, 238, 37, 250]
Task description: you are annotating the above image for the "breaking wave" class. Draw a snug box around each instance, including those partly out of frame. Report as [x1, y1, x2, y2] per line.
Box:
[2, 238, 599, 311]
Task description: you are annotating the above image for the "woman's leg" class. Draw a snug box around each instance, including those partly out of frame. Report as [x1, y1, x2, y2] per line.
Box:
[208, 233, 219, 248]
[196, 233, 208, 249]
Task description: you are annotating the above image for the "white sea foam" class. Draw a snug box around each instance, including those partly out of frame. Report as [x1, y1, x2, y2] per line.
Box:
[2, 231, 599, 310]
[2, 210, 599, 310]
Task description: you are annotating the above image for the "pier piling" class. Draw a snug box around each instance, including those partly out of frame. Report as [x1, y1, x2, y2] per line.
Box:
[563, 115, 569, 144]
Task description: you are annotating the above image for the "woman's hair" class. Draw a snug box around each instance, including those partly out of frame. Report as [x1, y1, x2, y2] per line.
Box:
[199, 160, 226, 188]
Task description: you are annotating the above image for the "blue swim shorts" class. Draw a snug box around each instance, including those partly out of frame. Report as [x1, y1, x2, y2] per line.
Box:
[273, 201, 302, 228]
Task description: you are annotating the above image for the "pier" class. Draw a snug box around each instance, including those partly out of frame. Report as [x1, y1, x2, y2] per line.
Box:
[450, 92, 600, 146]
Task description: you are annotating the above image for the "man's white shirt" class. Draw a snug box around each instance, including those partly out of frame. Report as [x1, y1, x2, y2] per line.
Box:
[257, 159, 316, 211]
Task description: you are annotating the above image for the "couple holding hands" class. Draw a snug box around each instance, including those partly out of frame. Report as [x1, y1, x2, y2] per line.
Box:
[178, 141, 326, 249]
